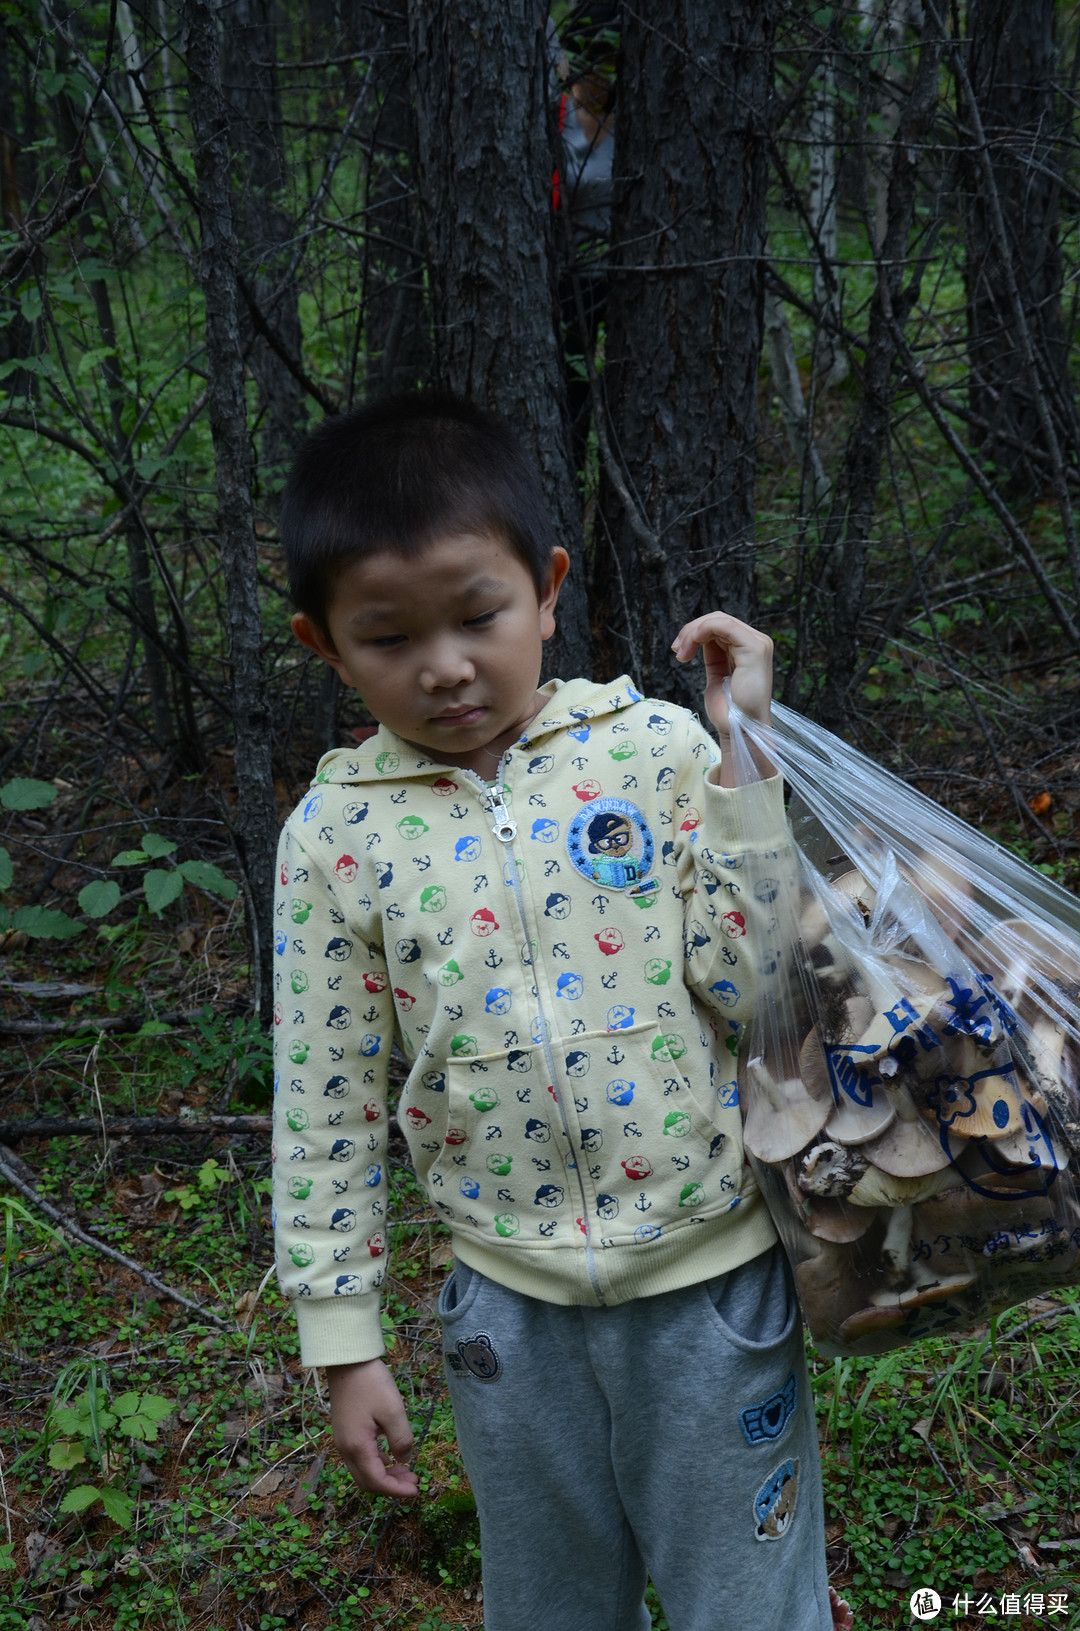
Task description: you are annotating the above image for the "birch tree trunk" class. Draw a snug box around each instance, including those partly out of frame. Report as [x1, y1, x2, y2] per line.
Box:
[406, 0, 592, 681]
[597, 0, 777, 708]
[183, 0, 277, 1014]
[808, 57, 847, 389]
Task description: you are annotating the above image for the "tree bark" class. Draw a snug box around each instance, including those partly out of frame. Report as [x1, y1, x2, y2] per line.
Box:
[597, 0, 777, 708]
[359, 0, 431, 401]
[963, 0, 1073, 495]
[221, 0, 304, 478]
[406, 0, 592, 681]
[183, 0, 277, 1015]
[808, 56, 847, 388]
[819, 7, 944, 726]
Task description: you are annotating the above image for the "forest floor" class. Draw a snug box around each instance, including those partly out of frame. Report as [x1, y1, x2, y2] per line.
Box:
[1, 690, 1079, 1631]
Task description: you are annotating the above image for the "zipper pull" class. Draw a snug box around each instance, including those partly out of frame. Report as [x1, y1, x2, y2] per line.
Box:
[488, 785, 517, 843]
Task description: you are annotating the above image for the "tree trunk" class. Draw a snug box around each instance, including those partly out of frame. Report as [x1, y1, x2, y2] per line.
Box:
[597, 0, 777, 708]
[221, 0, 304, 479]
[819, 7, 944, 726]
[406, 0, 592, 681]
[963, 0, 1073, 495]
[358, 0, 431, 401]
[183, 0, 278, 1015]
[808, 56, 848, 389]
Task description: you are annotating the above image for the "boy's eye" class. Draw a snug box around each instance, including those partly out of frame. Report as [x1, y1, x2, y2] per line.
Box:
[465, 609, 498, 627]
[369, 634, 405, 648]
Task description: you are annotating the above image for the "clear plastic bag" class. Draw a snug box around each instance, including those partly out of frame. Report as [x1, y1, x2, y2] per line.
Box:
[724, 695, 1080, 1357]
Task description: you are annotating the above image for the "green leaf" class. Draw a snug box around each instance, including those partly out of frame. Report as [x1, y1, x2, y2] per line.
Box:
[198, 1158, 232, 1191]
[112, 849, 149, 867]
[176, 859, 238, 900]
[52, 1404, 86, 1435]
[99, 1485, 135, 1528]
[0, 846, 12, 891]
[0, 777, 57, 810]
[11, 906, 83, 939]
[141, 832, 177, 858]
[48, 1439, 86, 1470]
[78, 879, 121, 918]
[0, 1540, 15, 1571]
[111, 1392, 141, 1418]
[59, 1484, 102, 1515]
[136, 1020, 173, 1036]
[138, 1394, 173, 1423]
[143, 869, 183, 914]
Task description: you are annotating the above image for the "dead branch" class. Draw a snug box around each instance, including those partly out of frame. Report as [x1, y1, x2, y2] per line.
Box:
[0, 1115, 271, 1142]
[0, 183, 96, 286]
[0, 1144, 231, 1329]
[0, 1008, 210, 1037]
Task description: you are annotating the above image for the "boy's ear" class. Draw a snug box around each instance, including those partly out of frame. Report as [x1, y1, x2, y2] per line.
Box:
[291, 612, 354, 687]
[539, 547, 571, 642]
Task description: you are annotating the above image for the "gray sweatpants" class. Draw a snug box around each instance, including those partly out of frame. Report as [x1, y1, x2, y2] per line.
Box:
[439, 1245, 832, 1631]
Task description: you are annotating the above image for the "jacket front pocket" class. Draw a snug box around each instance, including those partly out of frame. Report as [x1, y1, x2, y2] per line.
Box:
[421, 1042, 577, 1244]
[553, 1019, 743, 1242]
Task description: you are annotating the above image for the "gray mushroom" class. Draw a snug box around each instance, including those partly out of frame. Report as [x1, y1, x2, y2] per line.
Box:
[798, 1141, 961, 1209]
[800, 1030, 896, 1146]
[740, 1056, 832, 1164]
[861, 1109, 961, 1179]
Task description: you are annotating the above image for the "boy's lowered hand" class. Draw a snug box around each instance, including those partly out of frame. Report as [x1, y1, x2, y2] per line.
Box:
[671, 612, 774, 785]
[327, 1359, 419, 1498]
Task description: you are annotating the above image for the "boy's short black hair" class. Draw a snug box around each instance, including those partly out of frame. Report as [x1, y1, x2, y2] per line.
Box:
[281, 392, 558, 629]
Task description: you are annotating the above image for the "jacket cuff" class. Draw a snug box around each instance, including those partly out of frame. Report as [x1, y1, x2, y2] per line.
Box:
[702, 769, 788, 848]
[293, 1295, 386, 1368]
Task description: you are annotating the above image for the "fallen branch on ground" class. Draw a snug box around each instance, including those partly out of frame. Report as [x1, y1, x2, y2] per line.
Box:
[0, 1114, 272, 1142]
[0, 1008, 209, 1036]
[0, 1143, 232, 1329]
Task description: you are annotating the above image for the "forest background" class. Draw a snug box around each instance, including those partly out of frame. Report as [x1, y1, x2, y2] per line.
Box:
[1, 1, 1079, 1627]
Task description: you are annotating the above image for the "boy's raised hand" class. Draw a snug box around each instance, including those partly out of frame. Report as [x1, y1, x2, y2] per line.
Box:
[671, 611, 774, 737]
[327, 1359, 419, 1498]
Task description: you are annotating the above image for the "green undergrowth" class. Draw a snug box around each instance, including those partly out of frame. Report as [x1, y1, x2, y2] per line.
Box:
[2, 969, 1080, 1629]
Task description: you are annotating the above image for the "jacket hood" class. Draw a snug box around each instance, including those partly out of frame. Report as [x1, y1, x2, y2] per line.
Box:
[311, 675, 645, 787]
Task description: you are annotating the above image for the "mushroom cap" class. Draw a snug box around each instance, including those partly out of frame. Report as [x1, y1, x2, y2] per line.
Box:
[919, 1058, 1024, 1141]
[833, 869, 876, 920]
[900, 852, 975, 943]
[800, 1029, 896, 1145]
[844, 1162, 960, 1208]
[794, 1238, 889, 1350]
[861, 1115, 962, 1178]
[782, 1158, 874, 1242]
[975, 1118, 1067, 1173]
[797, 1141, 959, 1207]
[740, 1057, 832, 1163]
[866, 1271, 978, 1313]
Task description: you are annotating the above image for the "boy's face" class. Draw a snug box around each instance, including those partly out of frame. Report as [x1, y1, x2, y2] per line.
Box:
[292, 533, 570, 776]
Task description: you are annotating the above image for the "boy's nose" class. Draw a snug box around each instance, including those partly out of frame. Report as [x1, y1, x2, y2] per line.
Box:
[420, 637, 476, 691]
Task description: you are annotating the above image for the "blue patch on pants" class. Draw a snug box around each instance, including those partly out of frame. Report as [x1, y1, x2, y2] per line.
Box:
[740, 1371, 797, 1444]
[753, 1457, 800, 1541]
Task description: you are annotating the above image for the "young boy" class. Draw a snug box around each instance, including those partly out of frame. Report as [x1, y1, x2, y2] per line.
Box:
[272, 394, 838, 1630]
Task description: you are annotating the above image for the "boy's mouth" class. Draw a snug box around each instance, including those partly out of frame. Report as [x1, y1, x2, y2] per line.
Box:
[430, 705, 486, 727]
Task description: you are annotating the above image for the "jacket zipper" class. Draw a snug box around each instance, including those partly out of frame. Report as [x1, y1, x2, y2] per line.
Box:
[463, 762, 606, 1304]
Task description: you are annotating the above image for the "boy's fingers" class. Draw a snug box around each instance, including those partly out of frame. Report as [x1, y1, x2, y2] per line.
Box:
[385, 1420, 415, 1461]
[338, 1429, 418, 1497]
[671, 612, 771, 664]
